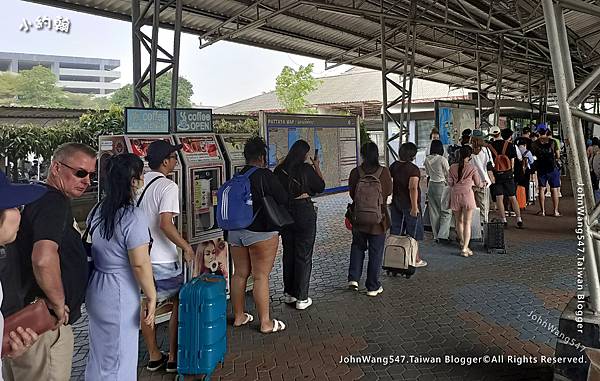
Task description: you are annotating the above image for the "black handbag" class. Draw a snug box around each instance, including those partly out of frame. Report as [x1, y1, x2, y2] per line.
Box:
[259, 175, 294, 228]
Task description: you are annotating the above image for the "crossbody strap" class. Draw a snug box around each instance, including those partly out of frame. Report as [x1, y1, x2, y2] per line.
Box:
[82, 202, 101, 241]
[136, 175, 165, 207]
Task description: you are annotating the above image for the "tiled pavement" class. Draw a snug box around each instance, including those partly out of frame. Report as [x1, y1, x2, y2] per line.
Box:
[71, 192, 580, 381]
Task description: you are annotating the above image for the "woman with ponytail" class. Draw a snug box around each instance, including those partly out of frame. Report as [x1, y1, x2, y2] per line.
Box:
[448, 146, 484, 257]
[85, 153, 156, 380]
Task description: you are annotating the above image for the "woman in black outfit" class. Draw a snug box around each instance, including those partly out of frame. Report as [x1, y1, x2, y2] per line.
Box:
[228, 137, 289, 334]
[275, 140, 325, 310]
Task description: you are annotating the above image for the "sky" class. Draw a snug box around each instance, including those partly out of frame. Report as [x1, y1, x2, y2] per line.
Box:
[1, 0, 351, 107]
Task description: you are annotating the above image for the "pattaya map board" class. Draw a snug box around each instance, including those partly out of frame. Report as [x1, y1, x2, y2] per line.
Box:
[262, 113, 360, 193]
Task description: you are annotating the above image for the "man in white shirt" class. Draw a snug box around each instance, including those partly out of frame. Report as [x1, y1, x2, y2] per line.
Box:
[138, 140, 194, 373]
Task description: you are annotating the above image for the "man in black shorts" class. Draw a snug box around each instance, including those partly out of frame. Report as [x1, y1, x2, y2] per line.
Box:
[487, 126, 523, 228]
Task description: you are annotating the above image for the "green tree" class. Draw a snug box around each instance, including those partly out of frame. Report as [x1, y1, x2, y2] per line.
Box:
[275, 64, 321, 113]
[0, 73, 19, 105]
[14, 66, 68, 107]
[110, 72, 194, 108]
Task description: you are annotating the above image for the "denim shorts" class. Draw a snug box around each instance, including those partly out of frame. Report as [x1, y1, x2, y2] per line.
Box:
[227, 229, 278, 247]
[538, 168, 561, 188]
[152, 262, 183, 303]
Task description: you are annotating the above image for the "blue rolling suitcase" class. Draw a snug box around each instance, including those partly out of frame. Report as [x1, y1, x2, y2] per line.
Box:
[177, 273, 227, 380]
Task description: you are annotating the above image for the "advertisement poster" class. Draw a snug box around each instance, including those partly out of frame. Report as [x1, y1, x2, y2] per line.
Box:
[180, 136, 220, 163]
[175, 109, 212, 133]
[220, 135, 248, 162]
[191, 238, 230, 294]
[128, 137, 169, 158]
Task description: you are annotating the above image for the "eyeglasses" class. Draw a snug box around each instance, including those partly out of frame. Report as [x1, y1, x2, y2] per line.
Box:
[59, 161, 96, 180]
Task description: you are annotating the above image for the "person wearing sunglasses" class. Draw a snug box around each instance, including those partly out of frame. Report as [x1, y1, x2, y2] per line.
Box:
[3, 143, 96, 381]
[0, 171, 47, 376]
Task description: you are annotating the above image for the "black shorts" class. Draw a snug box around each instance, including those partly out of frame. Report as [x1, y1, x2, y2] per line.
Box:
[491, 179, 516, 198]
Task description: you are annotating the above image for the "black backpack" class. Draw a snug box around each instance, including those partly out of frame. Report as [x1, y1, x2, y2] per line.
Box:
[536, 142, 556, 173]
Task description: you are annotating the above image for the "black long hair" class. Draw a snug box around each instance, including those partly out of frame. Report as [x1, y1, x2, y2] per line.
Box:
[360, 141, 379, 168]
[458, 145, 473, 181]
[99, 153, 144, 240]
[279, 139, 310, 173]
[429, 140, 444, 156]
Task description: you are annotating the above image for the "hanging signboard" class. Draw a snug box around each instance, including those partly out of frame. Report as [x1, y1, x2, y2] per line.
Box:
[175, 109, 213, 133]
[125, 108, 170, 134]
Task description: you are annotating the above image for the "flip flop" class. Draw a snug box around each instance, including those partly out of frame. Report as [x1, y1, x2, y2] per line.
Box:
[554, 212, 562, 217]
[233, 313, 254, 327]
[261, 319, 286, 334]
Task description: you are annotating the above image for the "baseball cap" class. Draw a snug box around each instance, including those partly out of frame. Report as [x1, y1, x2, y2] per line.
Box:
[461, 129, 472, 137]
[0, 171, 47, 210]
[145, 140, 183, 164]
[472, 130, 484, 138]
[536, 123, 548, 133]
[490, 126, 501, 135]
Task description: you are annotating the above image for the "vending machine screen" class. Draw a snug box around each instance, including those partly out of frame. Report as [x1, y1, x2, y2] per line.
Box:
[190, 167, 220, 236]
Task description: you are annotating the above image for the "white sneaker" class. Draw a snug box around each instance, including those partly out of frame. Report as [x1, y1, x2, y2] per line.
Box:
[348, 281, 359, 290]
[366, 286, 383, 297]
[415, 259, 428, 268]
[282, 293, 297, 304]
[296, 297, 312, 310]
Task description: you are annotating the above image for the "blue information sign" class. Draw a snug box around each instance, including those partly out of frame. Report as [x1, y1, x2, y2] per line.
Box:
[125, 108, 170, 134]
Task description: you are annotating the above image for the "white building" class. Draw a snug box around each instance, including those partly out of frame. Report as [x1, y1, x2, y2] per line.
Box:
[0, 52, 120, 95]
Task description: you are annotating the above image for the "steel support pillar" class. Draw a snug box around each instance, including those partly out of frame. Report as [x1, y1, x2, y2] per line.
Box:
[380, 0, 390, 166]
[542, 0, 600, 314]
[131, 0, 142, 107]
[493, 35, 504, 127]
[131, 0, 183, 115]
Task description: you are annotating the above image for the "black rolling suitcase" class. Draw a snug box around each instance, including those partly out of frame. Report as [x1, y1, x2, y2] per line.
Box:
[484, 219, 506, 253]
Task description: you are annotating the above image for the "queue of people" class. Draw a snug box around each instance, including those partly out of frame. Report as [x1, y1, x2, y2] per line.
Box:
[0, 124, 568, 378]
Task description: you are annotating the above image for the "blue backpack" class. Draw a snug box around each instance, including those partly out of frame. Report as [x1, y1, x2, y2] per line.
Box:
[217, 167, 258, 230]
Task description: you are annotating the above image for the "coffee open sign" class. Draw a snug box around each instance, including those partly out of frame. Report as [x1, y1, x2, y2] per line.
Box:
[176, 109, 213, 133]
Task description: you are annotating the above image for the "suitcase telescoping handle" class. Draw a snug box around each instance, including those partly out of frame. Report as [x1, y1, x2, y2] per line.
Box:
[183, 259, 194, 283]
[400, 212, 419, 238]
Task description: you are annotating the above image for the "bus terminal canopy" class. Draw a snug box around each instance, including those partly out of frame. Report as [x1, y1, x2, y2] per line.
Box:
[24, 0, 600, 99]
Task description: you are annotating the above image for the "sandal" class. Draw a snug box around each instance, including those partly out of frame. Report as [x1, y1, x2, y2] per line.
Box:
[460, 249, 469, 258]
[261, 319, 286, 334]
[536, 210, 545, 216]
[554, 212, 562, 217]
[233, 313, 254, 327]
[466, 248, 474, 256]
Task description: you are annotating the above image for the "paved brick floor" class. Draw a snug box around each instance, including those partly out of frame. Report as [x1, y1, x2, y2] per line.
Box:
[71, 192, 579, 381]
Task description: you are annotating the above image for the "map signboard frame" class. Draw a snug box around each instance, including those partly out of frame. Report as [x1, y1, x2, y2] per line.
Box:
[260, 112, 360, 193]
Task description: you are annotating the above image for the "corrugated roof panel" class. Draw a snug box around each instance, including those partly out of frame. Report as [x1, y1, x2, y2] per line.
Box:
[23, 0, 599, 97]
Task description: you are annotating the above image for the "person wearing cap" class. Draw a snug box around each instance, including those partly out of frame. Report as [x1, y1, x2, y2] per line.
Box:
[486, 126, 524, 228]
[4, 143, 97, 381]
[137, 140, 194, 373]
[531, 125, 562, 217]
[0, 171, 47, 373]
